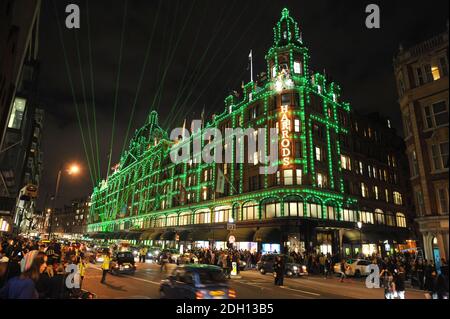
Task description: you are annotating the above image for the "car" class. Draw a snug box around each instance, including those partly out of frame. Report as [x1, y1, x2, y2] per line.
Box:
[256, 254, 308, 277]
[333, 259, 372, 277]
[109, 251, 136, 275]
[160, 264, 236, 299]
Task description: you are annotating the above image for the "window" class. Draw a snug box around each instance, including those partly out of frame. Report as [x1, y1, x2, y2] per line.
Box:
[294, 119, 300, 132]
[272, 65, 277, 78]
[296, 169, 302, 185]
[8, 97, 26, 129]
[317, 173, 325, 188]
[385, 189, 389, 203]
[415, 190, 425, 216]
[340, 155, 351, 170]
[396, 213, 407, 228]
[374, 186, 379, 200]
[361, 183, 369, 198]
[416, 67, 424, 86]
[439, 56, 448, 76]
[294, 61, 302, 74]
[358, 161, 364, 175]
[276, 171, 281, 185]
[437, 188, 449, 214]
[284, 169, 293, 185]
[315, 146, 322, 161]
[317, 85, 322, 94]
[431, 142, 449, 170]
[409, 150, 419, 177]
[242, 202, 258, 220]
[424, 101, 448, 129]
[402, 111, 412, 137]
[424, 64, 433, 82]
[253, 151, 258, 165]
[281, 94, 291, 105]
[202, 187, 208, 200]
[393, 191, 403, 205]
[431, 65, 440, 81]
[386, 212, 395, 227]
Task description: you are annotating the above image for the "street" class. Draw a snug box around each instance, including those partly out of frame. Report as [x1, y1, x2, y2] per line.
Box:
[81, 262, 427, 299]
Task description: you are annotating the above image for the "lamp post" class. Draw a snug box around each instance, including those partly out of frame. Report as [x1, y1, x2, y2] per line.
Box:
[357, 221, 362, 257]
[47, 163, 80, 239]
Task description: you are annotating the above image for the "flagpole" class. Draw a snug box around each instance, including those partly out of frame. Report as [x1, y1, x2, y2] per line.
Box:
[250, 50, 253, 83]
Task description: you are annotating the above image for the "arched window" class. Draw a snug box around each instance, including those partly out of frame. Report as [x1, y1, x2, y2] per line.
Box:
[214, 206, 232, 223]
[195, 209, 211, 224]
[179, 212, 191, 226]
[155, 215, 166, 228]
[242, 201, 258, 220]
[360, 211, 374, 224]
[261, 198, 281, 219]
[283, 196, 304, 217]
[306, 198, 322, 219]
[385, 212, 395, 226]
[396, 212, 407, 228]
[374, 209, 385, 225]
[166, 214, 178, 227]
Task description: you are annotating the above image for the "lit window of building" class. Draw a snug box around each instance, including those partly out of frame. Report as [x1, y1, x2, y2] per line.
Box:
[374, 186, 379, 200]
[296, 169, 302, 185]
[393, 191, 403, 205]
[294, 119, 300, 132]
[315, 146, 321, 161]
[361, 183, 369, 198]
[340, 155, 351, 170]
[294, 61, 302, 74]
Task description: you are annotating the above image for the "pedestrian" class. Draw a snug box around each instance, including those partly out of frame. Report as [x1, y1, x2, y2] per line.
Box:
[273, 255, 285, 286]
[339, 259, 347, 282]
[394, 267, 406, 299]
[77, 256, 87, 289]
[139, 246, 147, 263]
[0, 251, 46, 299]
[324, 255, 332, 279]
[100, 251, 110, 284]
[160, 251, 169, 273]
[48, 264, 69, 299]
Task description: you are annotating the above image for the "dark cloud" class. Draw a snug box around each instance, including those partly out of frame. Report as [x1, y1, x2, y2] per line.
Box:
[36, 0, 449, 208]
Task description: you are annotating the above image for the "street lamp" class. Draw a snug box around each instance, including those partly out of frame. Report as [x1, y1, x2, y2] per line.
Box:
[47, 163, 80, 239]
[357, 221, 362, 257]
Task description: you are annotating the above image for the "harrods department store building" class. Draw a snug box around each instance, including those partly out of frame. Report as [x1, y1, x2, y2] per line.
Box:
[88, 9, 415, 257]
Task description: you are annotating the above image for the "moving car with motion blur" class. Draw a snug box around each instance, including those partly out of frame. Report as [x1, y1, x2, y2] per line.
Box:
[110, 251, 136, 275]
[333, 259, 371, 277]
[257, 254, 308, 277]
[160, 264, 236, 299]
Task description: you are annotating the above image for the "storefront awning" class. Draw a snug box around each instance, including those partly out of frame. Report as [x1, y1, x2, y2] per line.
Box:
[230, 228, 256, 242]
[161, 230, 176, 240]
[140, 230, 154, 240]
[178, 230, 192, 241]
[253, 227, 281, 243]
[149, 231, 163, 240]
[343, 229, 412, 244]
[206, 229, 229, 241]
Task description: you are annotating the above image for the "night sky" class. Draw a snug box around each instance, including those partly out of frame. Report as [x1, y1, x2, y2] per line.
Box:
[36, 0, 449, 209]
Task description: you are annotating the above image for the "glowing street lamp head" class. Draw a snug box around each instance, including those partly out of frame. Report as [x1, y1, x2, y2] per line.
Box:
[357, 221, 362, 229]
[67, 164, 80, 175]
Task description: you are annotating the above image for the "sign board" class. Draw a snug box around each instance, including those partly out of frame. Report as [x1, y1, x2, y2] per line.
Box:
[227, 223, 236, 230]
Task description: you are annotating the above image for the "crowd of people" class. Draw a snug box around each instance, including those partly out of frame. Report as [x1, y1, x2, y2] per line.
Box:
[0, 234, 92, 299]
[2, 233, 448, 299]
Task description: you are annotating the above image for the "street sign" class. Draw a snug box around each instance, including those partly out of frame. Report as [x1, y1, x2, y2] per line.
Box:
[227, 223, 236, 230]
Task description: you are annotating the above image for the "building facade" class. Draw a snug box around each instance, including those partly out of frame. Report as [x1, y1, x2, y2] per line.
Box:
[49, 197, 91, 237]
[0, 0, 42, 233]
[88, 9, 413, 257]
[394, 26, 449, 262]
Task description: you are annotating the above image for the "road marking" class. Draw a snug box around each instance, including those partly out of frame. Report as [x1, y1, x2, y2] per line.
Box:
[89, 265, 160, 285]
[278, 285, 320, 296]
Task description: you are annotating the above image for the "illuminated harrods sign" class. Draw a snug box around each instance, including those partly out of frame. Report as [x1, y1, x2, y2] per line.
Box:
[280, 104, 291, 166]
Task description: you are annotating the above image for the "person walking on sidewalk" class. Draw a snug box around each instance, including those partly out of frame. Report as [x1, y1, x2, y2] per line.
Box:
[100, 251, 110, 284]
[339, 259, 347, 282]
[394, 267, 406, 299]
